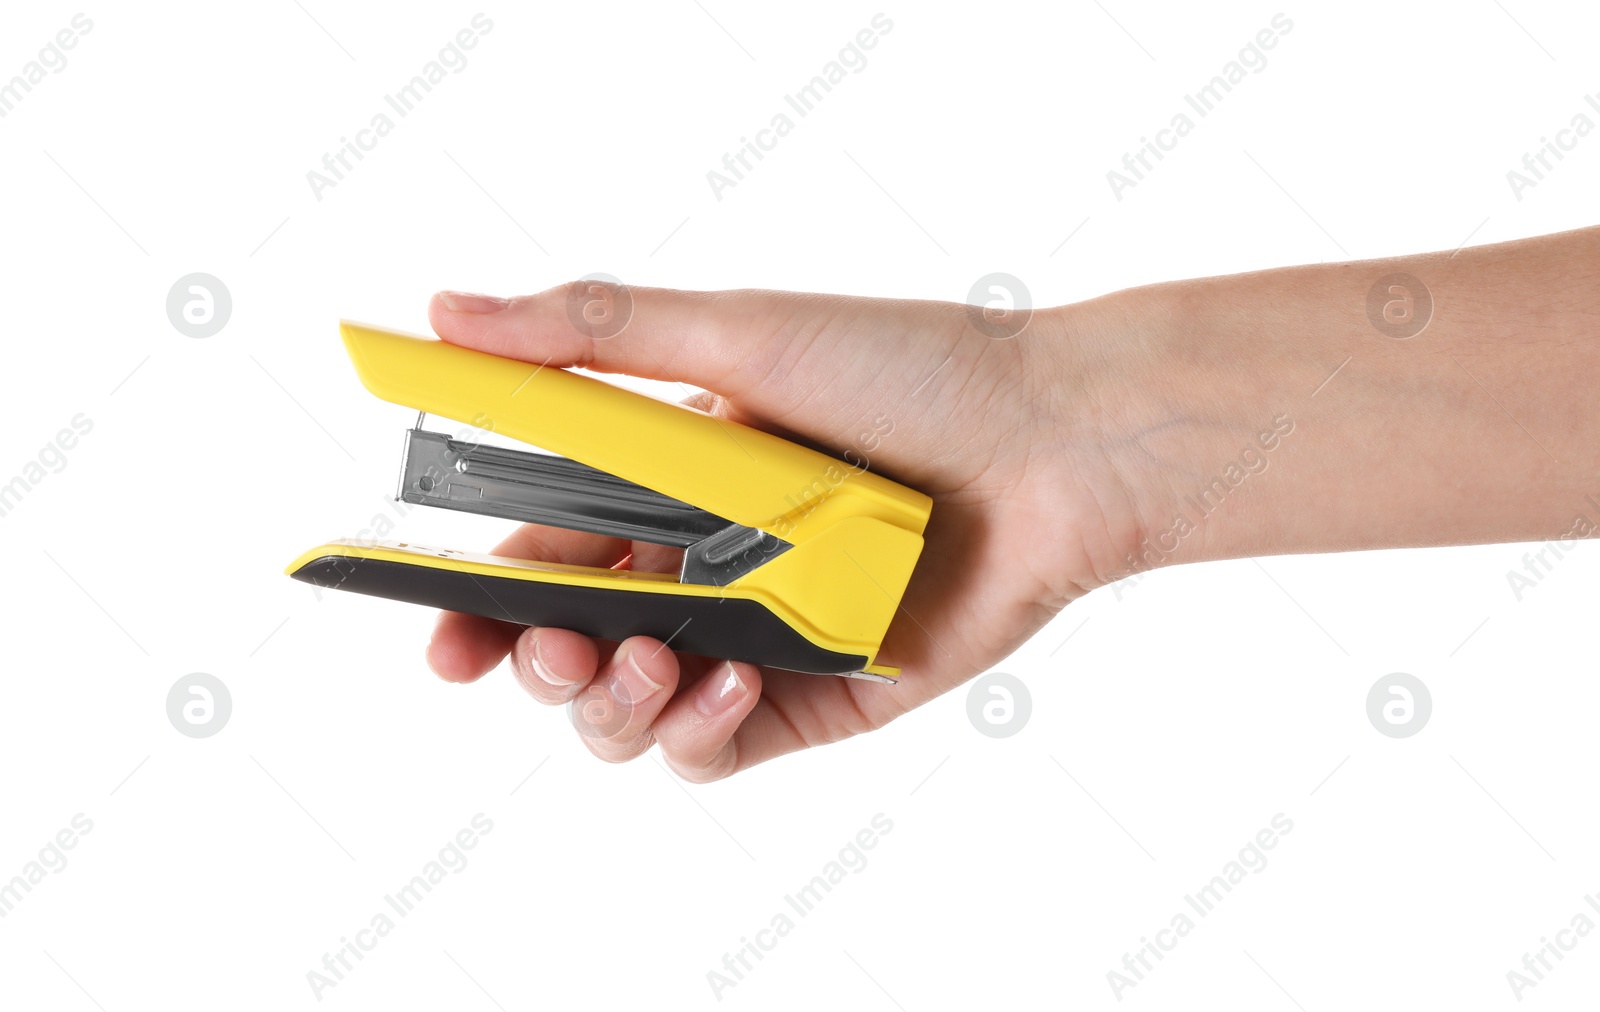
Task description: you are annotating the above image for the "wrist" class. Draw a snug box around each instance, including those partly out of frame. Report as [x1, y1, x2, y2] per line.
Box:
[1038, 273, 1336, 582]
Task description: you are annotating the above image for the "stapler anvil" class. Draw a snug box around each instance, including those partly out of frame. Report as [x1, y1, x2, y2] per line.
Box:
[286, 323, 933, 681]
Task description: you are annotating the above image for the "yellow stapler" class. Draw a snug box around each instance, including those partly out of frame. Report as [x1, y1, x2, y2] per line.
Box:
[286, 323, 933, 681]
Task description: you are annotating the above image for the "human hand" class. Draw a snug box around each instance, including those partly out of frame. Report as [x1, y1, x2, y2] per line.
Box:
[421, 282, 1139, 780]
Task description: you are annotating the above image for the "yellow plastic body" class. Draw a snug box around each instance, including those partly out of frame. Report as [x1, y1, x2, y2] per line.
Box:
[290, 323, 933, 677]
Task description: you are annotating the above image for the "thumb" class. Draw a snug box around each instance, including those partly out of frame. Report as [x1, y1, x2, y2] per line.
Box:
[429, 282, 796, 400]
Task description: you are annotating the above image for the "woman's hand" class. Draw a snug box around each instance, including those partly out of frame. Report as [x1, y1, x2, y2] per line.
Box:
[421, 228, 1600, 780]
[421, 282, 1140, 780]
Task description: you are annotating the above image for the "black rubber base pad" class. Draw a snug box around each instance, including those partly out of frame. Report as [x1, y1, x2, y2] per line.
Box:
[292, 555, 867, 676]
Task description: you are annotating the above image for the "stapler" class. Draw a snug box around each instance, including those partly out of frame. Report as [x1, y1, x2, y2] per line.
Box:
[286, 323, 933, 681]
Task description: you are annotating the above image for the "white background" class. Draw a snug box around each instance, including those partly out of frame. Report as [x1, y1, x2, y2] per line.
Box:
[2, 1, 1598, 1009]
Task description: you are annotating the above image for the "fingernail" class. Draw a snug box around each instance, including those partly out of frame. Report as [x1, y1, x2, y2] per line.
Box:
[694, 663, 747, 717]
[438, 290, 510, 314]
[614, 646, 665, 704]
[528, 635, 575, 687]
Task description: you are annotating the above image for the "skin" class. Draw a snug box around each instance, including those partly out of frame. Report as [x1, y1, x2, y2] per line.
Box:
[424, 224, 1600, 781]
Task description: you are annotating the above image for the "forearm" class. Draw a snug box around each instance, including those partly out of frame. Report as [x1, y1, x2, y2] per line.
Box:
[1059, 226, 1600, 577]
